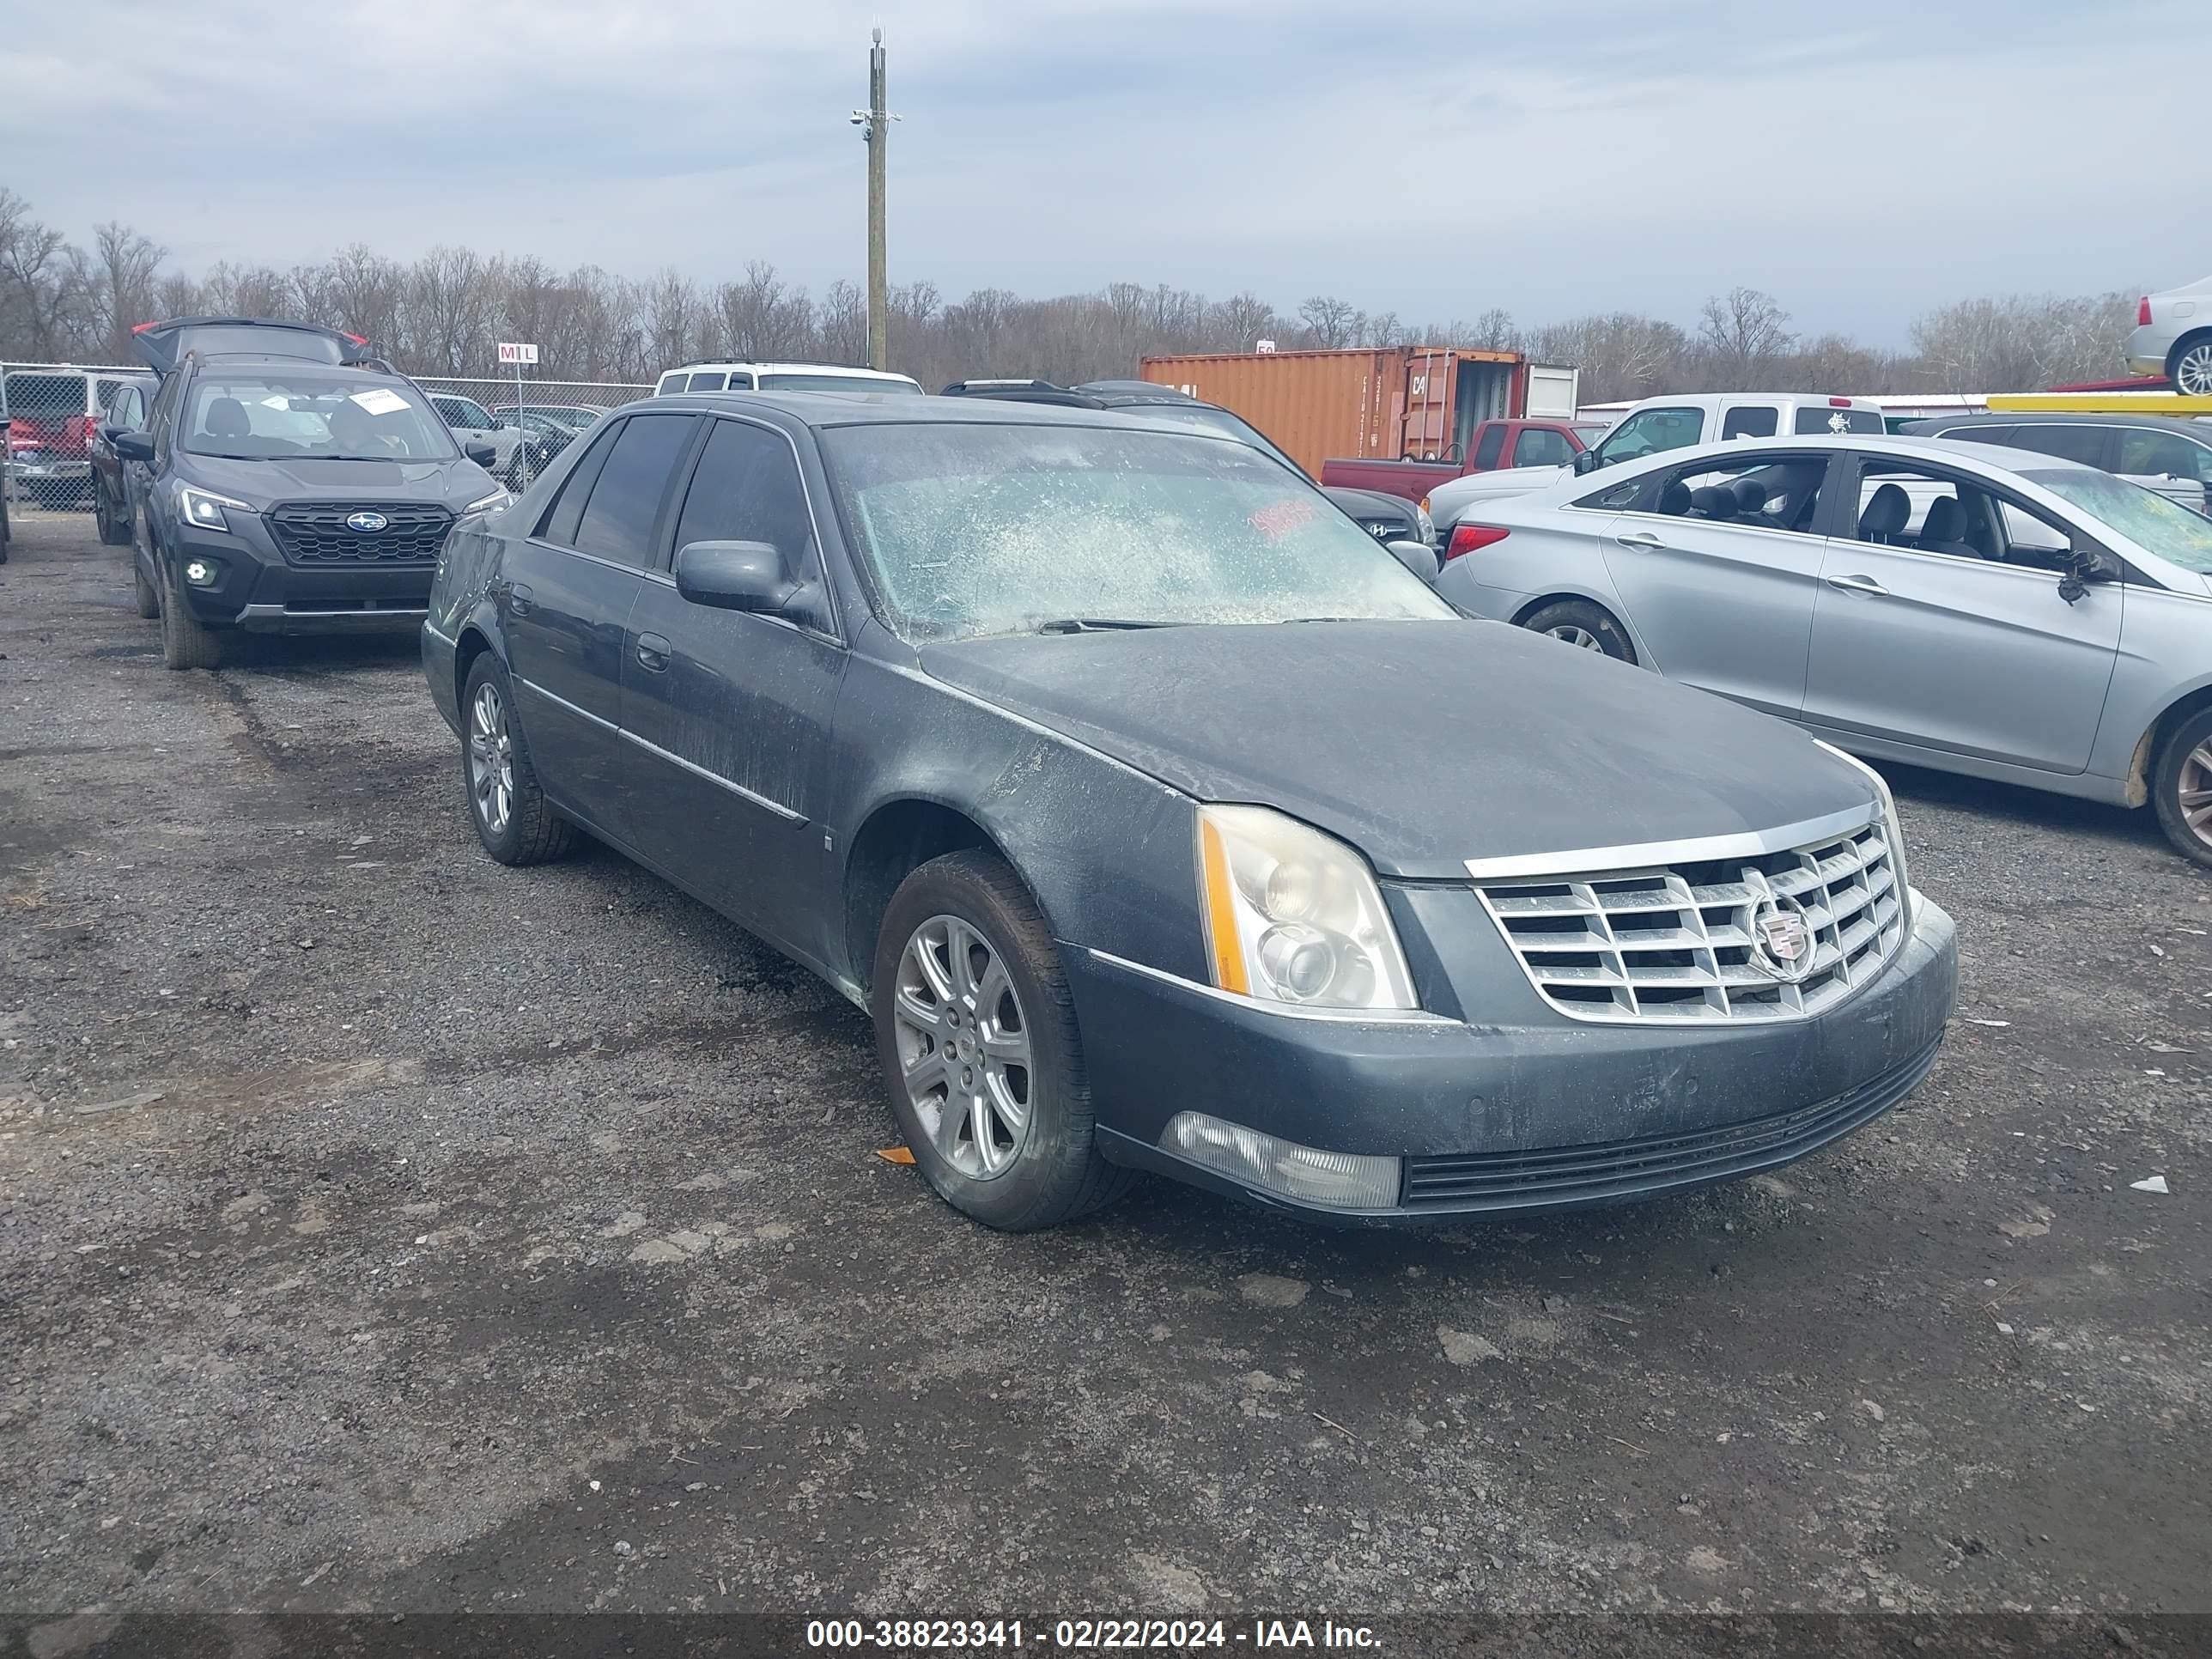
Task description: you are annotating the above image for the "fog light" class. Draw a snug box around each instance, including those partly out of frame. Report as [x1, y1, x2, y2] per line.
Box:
[183, 559, 217, 587]
[1163, 1111, 1401, 1210]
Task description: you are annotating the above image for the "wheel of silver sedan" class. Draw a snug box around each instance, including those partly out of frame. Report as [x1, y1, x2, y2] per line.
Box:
[2175, 342, 2212, 398]
[468, 680, 514, 837]
[2179, 739, 2212, 850]
[1547, 624, 1603, 651]
[891, 914, 1032, 1181]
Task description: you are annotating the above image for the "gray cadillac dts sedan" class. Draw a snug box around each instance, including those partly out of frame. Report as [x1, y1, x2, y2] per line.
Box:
[422, 392, 1957, 1230]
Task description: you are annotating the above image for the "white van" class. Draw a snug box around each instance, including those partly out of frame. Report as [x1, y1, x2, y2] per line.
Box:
[653, 361, 923, 397]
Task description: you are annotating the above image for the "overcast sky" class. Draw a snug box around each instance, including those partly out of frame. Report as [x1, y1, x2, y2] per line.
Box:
[7, 0, 2208, 344]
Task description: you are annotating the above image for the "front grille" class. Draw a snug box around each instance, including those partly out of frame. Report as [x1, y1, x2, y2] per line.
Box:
[1474, 816, 1905, 1024]
[265, 501, 453, 566]
[1399, 1038, 1940, 1208]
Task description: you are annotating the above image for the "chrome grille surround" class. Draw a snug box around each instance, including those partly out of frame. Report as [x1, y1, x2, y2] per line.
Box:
[1470, 805, 1908, 1024]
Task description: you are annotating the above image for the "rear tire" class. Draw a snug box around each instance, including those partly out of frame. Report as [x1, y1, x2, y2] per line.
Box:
[159, 557, 229, 671]
[2168, 335, 2212, 398]
[1522, 599, 1637, 664]
[872, 849, 1132, 1231]
[132, 551, 161, 619]
[459, 653, 576, 865]
[2151, 706, 2212, 872]
[94, 479, 130, 545]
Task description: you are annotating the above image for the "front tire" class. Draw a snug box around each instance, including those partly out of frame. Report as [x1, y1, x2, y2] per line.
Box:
[159, 557, 229, 670]
[459, 653, 575, 865]
[2169, 335, 2212, 398]
[132, 551, 161, 619]
[1522, 599, 1638, 664]
[872, 850, 1132, 1231]
[2152, 706, 2212, 871]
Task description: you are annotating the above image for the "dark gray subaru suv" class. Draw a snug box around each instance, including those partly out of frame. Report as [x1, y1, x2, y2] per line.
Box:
[422, 392, 1957, 1231]
[115, 317, 507, 668]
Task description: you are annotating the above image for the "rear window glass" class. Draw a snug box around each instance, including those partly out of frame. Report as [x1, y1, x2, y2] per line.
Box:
[573, 414, 696, 566]
[1793, 407, 1884, 434]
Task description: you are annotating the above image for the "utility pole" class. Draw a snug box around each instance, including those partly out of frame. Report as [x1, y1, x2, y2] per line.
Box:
[860, 28, 891, 371]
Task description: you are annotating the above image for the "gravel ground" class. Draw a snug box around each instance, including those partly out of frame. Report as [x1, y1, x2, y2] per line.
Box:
[1, 510, 2207, 1623]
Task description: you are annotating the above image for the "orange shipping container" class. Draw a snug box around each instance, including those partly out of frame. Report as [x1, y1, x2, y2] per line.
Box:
[1137, 346, 1526, 478]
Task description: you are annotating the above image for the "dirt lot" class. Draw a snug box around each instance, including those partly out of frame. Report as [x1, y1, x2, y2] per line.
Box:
[1, 509, 2207, 1623]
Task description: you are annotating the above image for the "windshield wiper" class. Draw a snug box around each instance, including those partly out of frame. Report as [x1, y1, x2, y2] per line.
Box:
[1034, 617, 1176, 634]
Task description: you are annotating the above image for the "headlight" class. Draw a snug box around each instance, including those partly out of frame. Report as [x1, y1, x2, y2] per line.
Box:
[179, 485, 252, 532]
[1196, 804, 1418, 1012]
[1415, 502, 1436, 544]
[462, 489, 511, 514]
[1814, 740, 1911, 923]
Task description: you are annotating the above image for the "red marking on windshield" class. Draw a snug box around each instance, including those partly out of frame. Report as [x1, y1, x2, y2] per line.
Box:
[1249, 498, 1316, 541]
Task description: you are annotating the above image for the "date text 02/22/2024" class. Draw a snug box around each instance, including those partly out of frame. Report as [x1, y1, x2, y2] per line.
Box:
[803, 1620, 1382, 1649]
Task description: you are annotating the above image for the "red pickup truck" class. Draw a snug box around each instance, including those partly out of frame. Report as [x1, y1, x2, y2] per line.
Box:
[1318, 418, 1604, 504]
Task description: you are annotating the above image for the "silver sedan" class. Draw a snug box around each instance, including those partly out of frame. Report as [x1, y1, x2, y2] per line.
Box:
[1434, 434, 2212, 867]
[2127, 274, 2212, 392]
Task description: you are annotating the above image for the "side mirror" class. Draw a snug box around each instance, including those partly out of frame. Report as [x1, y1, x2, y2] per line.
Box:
[2057, 541, 2118, 605]
[1572, 449, 1602, 475]
[114, 431, 155, 464]
[675, 539, 795, 613]
[463, 441, 498, 467]
[1385, 538, 1439, 584]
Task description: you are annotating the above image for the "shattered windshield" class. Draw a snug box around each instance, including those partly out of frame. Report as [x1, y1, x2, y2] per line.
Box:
[819, 422, 1453, 642]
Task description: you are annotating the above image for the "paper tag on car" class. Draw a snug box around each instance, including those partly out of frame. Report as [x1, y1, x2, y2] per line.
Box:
[349, 389, 409, 416]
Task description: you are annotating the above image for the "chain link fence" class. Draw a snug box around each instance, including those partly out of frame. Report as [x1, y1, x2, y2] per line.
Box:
[2, 362, 147, 513]
[413, 376, 649, 490]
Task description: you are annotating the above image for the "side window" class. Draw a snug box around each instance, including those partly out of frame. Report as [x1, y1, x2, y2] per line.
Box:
[1846, 462, 2061, 567]
[1719, 405, 1778, 440]
[656, 373, 690, 395]
[2117, 428, 2212, 484]
[726, 372, 757, 390]
[94, 379, 125, 415]
[1569, 476, 1646, 512]
[572, 414, 697, 566]
[1653, 455, 1828, 533]
[2003, 424, 2106, 466]
[686, 372, 727, 392]
[1939, 425, 2018, 449]
[1471, 426, 1507, 469]
[149, 374, 182, 459]
[1513, 427, 1575, 469]
[671, 419, 821, 577]
[1592, 405, 1704, 465]
[538, 420, 622, 546]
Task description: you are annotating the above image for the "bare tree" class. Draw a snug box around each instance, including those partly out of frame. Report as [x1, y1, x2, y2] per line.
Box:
[1205, 291, 1279, 352]
[0, 188, 78, 359]
[71, 222, 167, 361]
[1696, 287, 1794, 380]
[1470, 307, 1517, 350]
[1297, 295, 1360, 349]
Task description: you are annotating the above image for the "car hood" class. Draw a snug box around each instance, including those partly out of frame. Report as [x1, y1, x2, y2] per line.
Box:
[176, 453, 493, 507]
[1427, 463, 1571, 522]
[1324, 484, 1416, 520]
[919, 621, 1877, 879]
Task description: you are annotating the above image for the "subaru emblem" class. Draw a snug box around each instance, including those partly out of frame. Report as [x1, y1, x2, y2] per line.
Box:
[1748, 895, 1814, 982]
[346, 510, 389, 533]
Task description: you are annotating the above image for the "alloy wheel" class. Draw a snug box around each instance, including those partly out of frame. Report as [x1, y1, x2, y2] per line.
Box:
[891, 915, 1033, 1180]
[2179, 739, 2212, 850]
[468, 680, 514, 836]
[1547, 624, 1604, 651]
[2176, 343, 2212, 398]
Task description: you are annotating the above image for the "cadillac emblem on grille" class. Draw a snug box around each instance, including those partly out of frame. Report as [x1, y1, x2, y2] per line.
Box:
[1749, 895, 1814, 981]
[345, 511, 389, 533]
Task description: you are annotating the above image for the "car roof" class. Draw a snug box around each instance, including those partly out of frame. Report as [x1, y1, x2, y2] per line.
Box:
[636, 388, 1261, 437]
[1629, 392, 1880, 410]
[665, 361, 918, 379]
[1908, 410, 2212, 435]
[1589, 431, 2101, 476]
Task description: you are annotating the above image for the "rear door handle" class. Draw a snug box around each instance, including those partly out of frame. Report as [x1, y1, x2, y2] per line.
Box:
[1825, 574, 1890, 597]
[635, 632, 672, 673]
[1614, 530, 1666, 550]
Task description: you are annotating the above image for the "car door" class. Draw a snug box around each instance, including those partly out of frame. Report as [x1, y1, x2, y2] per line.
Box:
[501, 412, 699, 839]
[1595, 449, 1841, 719]
[619, 415, 848, 957]
[1800, 453, 2122, 773]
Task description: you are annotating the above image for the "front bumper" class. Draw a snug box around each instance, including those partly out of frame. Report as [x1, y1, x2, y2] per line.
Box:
[1073, 896, 1957, 1223]
[162, 519, 434, 635]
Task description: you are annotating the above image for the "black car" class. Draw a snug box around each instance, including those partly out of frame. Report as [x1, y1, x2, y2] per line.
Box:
[89, 374, 156, 547]
[941, 378, 1437, 560]
[422, 391, 1955, 1231]
[1903, 411, 2212, 510]
[113, 317, 508, 669]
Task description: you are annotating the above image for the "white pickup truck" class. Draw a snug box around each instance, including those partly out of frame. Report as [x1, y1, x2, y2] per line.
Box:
[1425, 392, 1887, 534]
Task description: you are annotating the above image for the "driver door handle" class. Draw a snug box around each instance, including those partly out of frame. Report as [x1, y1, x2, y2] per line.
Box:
[635, 632, 672, 674]
[1825, 574, 1890, 597]
[1613, 529, 1666, 551]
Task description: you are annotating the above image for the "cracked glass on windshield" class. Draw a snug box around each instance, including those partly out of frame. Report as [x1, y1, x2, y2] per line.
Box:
[819, 422, 1453, 641]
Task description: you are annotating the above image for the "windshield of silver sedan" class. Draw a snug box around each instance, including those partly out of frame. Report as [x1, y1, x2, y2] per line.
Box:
[819, 422, 1454, 641]
[2026, 468, 2212, 574]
